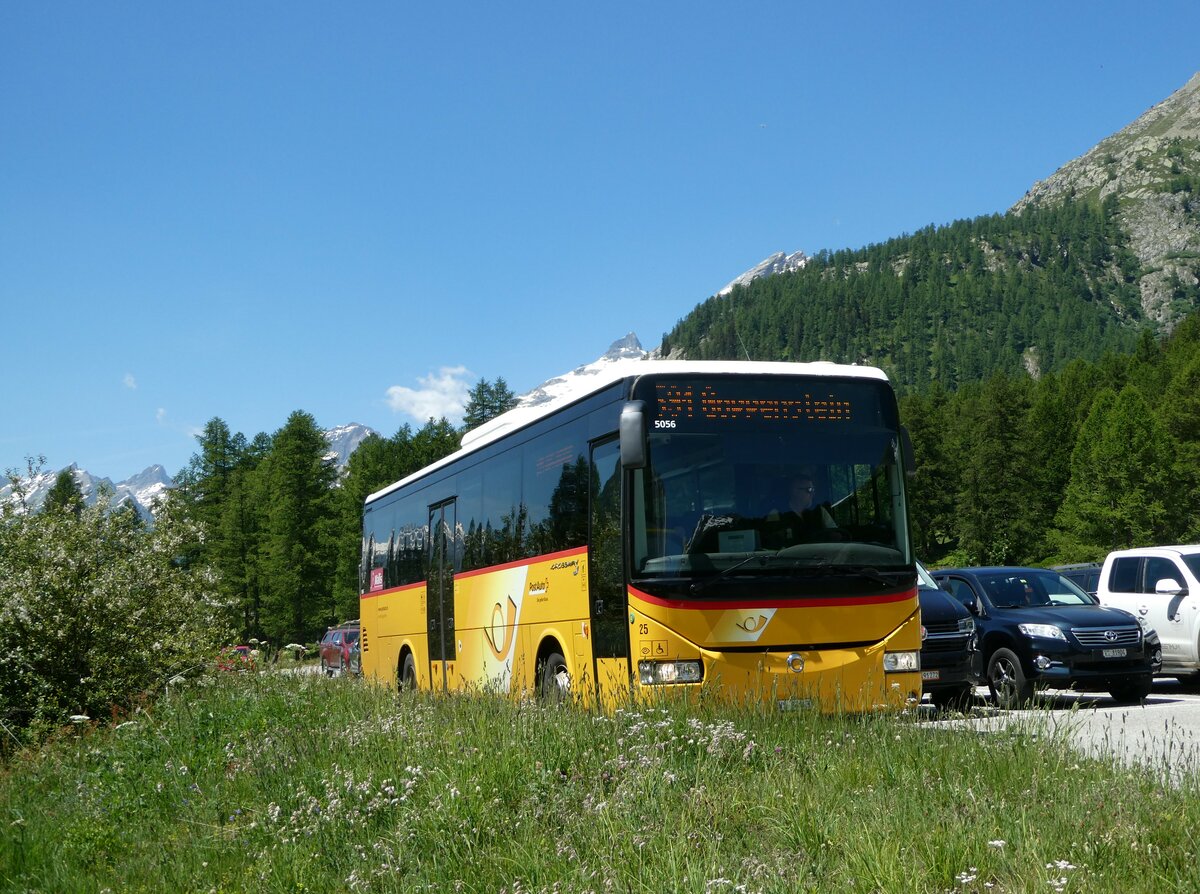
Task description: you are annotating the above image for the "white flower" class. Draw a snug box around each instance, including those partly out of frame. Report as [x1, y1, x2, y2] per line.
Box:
[988, 839, 1006, 849]
[69, 715, 90, 724]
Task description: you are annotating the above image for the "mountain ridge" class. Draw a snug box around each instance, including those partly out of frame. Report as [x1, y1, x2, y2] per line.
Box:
[660, 71, 1200, 389]
[2, 424, 379, 520]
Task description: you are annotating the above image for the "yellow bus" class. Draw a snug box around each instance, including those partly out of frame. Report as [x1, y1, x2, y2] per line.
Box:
[359, 360, 921, 712]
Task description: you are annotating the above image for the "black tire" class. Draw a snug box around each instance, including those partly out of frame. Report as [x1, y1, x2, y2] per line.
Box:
[399, 653, 417, 692]
[930, 685, 973, 712]
[538, 651, 570, 703]
[321, 659, 332, 677]
[1175, 673, 1200, 693]
[987, 648, 1034, 708]
[1110, 676, 1153, 705]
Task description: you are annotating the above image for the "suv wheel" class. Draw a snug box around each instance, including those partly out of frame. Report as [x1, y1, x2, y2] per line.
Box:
[987, 648, 1034, 708]
[930, 685, 973, 712]
[1110, 676, 1152, 705]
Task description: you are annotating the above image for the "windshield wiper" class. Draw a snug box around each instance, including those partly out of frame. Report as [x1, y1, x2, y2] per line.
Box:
[833, 564, 909, 588]
[688, 553, 779, 594]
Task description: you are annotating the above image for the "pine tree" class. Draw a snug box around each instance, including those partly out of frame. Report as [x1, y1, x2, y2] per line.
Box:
[217, 434, 271, 637]
[171, 418, 246, 567]
[899, 388, 957, 561]
[462, 378, 519, 432]
[42, 469, 84, 516]
[952, 374, 1035, 564]
[260, 411, 338, 644]
[1056, 386, 1175, 551]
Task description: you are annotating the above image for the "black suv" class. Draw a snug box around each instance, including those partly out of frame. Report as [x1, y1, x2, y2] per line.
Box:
[1050, 562, 1102, 598]
[930, 567, 1160, 707]
[917, 562, 981, 710]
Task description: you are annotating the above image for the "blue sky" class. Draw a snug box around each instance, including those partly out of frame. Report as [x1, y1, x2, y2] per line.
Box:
[2, 2, 1198, 483]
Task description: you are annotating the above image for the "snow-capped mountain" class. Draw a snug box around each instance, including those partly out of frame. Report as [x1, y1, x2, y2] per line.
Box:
[116, 464, 174, 516]
[324, 423, 378, 468]
[717, 250, 808, 296]
[459, 333, 657, 451]
[2, 426, 380, 520]
[515, 333, 651, 409]
[0, 464, 175, 522]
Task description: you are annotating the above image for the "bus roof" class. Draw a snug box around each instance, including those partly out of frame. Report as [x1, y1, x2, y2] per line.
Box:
[364, 359, 890, 506]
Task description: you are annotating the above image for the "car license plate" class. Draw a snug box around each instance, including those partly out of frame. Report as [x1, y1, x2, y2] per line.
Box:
[922, 670, 940, 681]
[1102, 648, 1127, 658]
[777, 698, 813, 712]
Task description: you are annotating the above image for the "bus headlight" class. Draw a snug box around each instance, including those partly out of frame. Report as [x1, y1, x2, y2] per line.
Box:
[638, 659, 703, 685]
[883, 651, 920, 673]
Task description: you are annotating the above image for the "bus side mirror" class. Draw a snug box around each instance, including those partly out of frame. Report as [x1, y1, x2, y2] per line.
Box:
[620, 401, 647, 469]
[900, 425, 917, 478]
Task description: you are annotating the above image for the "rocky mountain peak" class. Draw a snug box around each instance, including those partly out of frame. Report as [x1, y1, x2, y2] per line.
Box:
[1011, 71, 1200, 329]
[600, 332, 645, 360]
[718, 250, 809, 297]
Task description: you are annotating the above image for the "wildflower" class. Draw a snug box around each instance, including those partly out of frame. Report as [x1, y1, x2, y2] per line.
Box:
[988, 839, 1006, 849]
[69, 715, 90, 724]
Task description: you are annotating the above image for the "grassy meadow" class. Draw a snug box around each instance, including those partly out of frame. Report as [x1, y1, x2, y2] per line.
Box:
[2, 670, 1199, 893]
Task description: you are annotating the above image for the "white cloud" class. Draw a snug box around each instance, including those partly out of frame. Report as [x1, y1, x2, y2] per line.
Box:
[123, 373, 137, 390]
[385, 366, 473, 424]
[156, 408, 167, 424]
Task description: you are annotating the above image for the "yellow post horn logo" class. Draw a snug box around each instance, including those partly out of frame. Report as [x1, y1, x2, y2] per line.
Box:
[485, 596, 518, 660]
[735, 614, 770, 633]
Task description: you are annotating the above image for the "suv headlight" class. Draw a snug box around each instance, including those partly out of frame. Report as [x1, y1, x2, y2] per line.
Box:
[958, 617, 975, 634]
[1018, 623, 1066, 641]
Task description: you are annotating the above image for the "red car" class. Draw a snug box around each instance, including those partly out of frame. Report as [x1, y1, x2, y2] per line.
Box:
[319, 621, 360, 676]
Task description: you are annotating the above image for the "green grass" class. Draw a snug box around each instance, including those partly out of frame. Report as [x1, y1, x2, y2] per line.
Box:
[3, 672, 1200, 893]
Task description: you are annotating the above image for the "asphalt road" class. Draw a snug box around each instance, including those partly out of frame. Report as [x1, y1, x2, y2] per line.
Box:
[923, 679, 1200, 786]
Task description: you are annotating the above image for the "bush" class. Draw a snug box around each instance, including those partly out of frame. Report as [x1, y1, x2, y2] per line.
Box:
[0, 467, 233, 745]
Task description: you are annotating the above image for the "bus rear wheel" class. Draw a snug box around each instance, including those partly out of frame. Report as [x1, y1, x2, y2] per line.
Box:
[539, 651, 570, 703]
[399, 653, 417, 692]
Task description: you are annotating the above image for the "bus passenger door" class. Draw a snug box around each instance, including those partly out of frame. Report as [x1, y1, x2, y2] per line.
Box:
[427, 500, 457, 692]
[589, 437, 630, 704]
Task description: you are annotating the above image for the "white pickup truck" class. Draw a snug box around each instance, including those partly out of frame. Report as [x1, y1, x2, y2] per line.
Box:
[1097, 545, 1200, 681]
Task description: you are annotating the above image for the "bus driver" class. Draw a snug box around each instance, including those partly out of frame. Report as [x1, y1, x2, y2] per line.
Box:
[766, 473, 837, 544]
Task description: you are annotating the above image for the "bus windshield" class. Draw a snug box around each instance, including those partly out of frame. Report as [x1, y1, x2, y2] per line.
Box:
[628, 374, 912, 596]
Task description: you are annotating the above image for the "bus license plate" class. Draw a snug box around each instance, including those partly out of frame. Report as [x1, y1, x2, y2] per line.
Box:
[922, 670, 940, 681]
[1102, 648, 1127, 658]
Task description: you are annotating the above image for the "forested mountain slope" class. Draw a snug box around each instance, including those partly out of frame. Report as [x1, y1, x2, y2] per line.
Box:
[661, 73, 1200, 392]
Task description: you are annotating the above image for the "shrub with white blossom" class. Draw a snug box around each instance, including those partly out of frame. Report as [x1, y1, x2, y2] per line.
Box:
[0, 464, 231, 743]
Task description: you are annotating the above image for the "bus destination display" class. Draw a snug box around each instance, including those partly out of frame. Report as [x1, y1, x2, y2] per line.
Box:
[654, 381, 854, 424]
